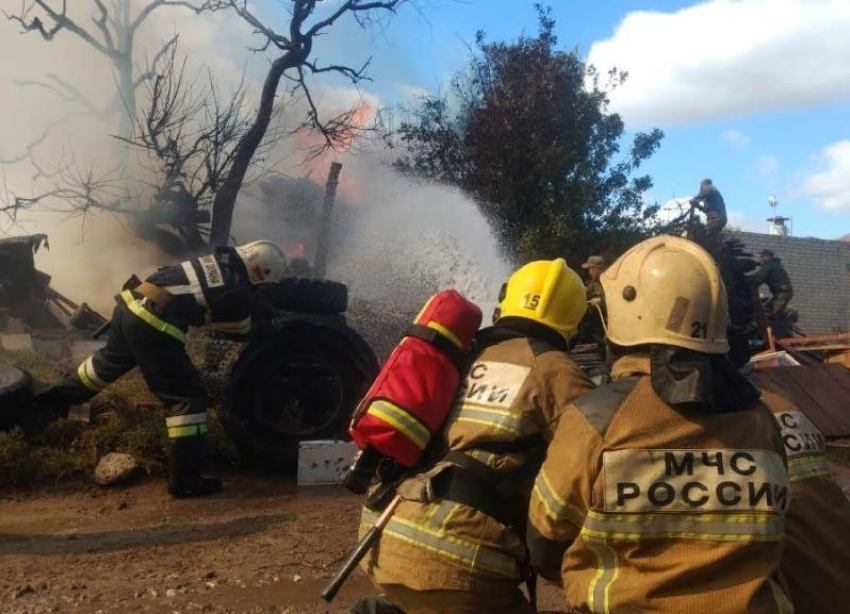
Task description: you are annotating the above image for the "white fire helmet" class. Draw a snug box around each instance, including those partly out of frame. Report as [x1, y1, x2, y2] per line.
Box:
[601, 235, 730, 354]
[234, 240, 286, 285]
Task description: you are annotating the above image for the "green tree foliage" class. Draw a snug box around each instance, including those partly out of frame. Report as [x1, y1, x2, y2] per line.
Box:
[393, 6, 664, 266]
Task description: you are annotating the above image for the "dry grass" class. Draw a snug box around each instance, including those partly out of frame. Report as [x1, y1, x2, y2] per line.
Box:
[0, 347, 237, 489]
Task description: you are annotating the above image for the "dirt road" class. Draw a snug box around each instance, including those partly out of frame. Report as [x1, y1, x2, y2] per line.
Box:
[0, 476, 563, 614]
[3, 465, 849, 614]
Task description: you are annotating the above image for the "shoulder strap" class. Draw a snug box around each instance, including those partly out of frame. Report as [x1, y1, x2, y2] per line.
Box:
[572, 377, 639, 436]
[405, 323, 467, 370]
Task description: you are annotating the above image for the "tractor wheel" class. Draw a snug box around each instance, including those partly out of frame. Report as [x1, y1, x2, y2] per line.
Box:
[255, 278, 348, 315]
[221, 324, 377, 472]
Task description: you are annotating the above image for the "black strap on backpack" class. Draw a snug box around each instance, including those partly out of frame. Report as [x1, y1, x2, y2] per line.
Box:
[404, 323, 467, 370]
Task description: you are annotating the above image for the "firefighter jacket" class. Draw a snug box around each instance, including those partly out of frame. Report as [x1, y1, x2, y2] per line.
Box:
[144, 248, 253, 338]
[527, 354, 793, 614]
[360, 321, 593, 591]
[751, 258, 793, 297]
[759, 385, 850, 614]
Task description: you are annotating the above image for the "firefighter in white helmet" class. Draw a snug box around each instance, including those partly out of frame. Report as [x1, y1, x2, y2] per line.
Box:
[36, 240, 285, 498]
[355, 259, 593, 614]
[527, 236, 793, 614]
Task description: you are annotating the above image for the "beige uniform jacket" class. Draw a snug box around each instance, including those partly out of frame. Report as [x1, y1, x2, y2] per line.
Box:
[759, 386, 850, 614]
[361, 332, 593, 591]
[528, 355, 793, 614]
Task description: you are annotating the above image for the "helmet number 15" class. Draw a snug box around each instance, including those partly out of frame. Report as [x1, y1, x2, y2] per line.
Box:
[523, 294, 541, 310]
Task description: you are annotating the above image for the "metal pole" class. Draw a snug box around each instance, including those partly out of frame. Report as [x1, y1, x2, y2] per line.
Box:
[314, 162, 343, 280]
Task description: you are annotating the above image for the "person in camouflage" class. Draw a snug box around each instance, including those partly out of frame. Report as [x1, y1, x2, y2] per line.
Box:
[579, 255, 606, 349]
[751, 249, 794, 317]
[690, 178, 728, 239]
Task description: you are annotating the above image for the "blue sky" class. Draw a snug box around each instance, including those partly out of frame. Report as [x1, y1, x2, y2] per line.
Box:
[282, 0, 850, 240]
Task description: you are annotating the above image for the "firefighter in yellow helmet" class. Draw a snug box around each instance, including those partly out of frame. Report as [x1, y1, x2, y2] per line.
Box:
[35, 240, 285, 498]
[354, 259, 593, 614]
[755, 382, 850, 614]
[527, 236, 793, 614]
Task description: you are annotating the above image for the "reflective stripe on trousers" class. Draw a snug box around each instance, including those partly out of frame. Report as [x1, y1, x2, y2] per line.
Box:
[361, 506, 520, 579]
[76, 355, 109, 392]
[166, 412, 208, 439]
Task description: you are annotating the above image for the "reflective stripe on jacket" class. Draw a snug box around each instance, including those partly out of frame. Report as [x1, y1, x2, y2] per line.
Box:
[527, 355, 793, 614]
[360, 330, 593, 591]
[760, 386, 850, 614]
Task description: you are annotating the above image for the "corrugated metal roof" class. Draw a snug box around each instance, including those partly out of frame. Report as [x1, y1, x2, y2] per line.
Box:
[751, 364, 850, 438]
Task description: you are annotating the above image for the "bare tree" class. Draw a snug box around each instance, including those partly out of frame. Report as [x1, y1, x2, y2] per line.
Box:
[119, 44, 275, 256]
[196, 0, 413, 246]
[0, 43, 269, 257]
[5, 0, 203, 142]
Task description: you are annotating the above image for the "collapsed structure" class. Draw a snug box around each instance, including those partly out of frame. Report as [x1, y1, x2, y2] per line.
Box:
[0, 234, 107, 358]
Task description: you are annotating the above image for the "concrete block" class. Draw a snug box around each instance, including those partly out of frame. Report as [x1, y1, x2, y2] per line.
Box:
[297, 440, 358, 486]
[0, 334, 33, 352]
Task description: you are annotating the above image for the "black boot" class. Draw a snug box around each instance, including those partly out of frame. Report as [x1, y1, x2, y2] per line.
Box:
[167, 436, 222, 498]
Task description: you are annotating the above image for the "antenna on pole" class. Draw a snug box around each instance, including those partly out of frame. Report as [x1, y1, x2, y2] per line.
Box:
[766, 195, 790, 236]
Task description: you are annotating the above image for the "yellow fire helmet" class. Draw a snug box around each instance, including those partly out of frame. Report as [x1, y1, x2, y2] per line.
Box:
[234, 240, 286, 285]
[601, 235, 729, 354]
[497, 258, 587, 341]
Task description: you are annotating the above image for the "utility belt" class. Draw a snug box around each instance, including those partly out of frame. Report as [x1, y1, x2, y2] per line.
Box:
[117, 276, 186, 343]
[123, 274, 174, 310]
[372, 435, 546, 532]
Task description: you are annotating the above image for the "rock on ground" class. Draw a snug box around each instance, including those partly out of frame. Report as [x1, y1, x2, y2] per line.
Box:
[94, 453, 139, 486]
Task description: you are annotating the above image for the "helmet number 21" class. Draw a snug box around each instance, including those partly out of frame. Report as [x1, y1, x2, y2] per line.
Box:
[523, 294, 541, 310]
[690, 321, 708, 339]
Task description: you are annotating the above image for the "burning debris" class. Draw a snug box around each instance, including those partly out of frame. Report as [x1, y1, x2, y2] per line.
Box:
[0, 234, 106, 359]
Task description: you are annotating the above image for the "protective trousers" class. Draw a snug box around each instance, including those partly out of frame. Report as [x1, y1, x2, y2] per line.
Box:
[373, 583, 534, 614]
[38, 292, 213, 491]
[705, 209, 728, 239]
[768, 289, 793, 317]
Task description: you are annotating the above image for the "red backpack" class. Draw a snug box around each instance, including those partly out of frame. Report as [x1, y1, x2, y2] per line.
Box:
[346, 290, 482, 491]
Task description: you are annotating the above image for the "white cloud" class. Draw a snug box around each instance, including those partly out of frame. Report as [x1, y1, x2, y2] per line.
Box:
[727, 210, 767, 232]
[798, 140, 850, 211]
[721, 130, 751, 149]
[587, 0, 850, 126]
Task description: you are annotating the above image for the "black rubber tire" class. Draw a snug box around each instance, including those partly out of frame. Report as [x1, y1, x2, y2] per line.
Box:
[255, 278, 348, 315]
[221, 324, 377, 472]
[0, 364, 33, 430]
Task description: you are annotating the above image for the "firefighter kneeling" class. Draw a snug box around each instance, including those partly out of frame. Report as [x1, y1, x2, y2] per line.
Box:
[353, 259, 593, 614]
[527, 236, 793, 614]
[34, 240, 286, 498]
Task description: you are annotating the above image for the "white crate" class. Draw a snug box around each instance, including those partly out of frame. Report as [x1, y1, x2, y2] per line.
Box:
[297, 440, 358, 486]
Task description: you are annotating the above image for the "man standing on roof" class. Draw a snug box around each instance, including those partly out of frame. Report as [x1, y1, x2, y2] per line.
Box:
[751, 249, 794, 318]
[353, 259, 593, 614]
[34, 240, 286, 498]
[527, 236, 793, 614]
[690, 178, 728, 239]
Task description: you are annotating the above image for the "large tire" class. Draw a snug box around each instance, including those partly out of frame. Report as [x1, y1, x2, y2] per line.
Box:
[0, 364, 33, 430]
[255, 278, 348, 315]
[221, 323, 377, 472]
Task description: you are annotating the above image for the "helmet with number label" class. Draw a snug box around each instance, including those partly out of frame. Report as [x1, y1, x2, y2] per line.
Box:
[496, 258, 586, 341]
[601, 235, 729, 354]
[234, 240, 286, 285]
